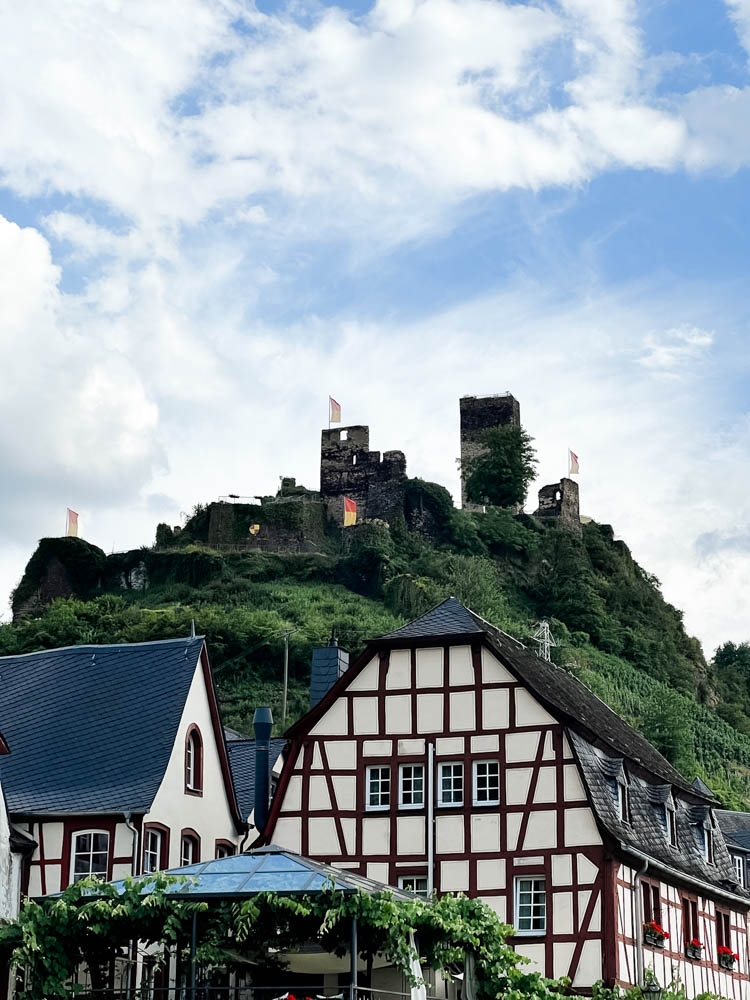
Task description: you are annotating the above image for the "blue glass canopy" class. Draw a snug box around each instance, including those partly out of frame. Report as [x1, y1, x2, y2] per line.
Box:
[124, 845, 416, 901]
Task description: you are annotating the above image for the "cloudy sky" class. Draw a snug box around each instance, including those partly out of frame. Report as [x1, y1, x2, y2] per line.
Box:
[2, 0, 750, 655]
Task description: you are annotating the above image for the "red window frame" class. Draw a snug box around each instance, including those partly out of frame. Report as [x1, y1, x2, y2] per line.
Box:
[642, 879, 661, 926]
[214, 840, 236, 859]
[180, 828, 201, 866]
[142, 823, 170, 874]
[184, 725, 204, 795]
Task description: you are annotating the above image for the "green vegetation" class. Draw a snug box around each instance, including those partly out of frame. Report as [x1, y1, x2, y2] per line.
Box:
[461, 425, 538, 507]
[6, 485, 750, 804]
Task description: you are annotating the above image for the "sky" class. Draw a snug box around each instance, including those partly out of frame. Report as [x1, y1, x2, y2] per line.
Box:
[2, 0, 750, 656]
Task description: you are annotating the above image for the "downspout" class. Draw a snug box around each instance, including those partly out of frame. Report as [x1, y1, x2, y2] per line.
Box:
[626, 847, 649, 987]
[124, 811, 139, 876]
[426, 741, 435, 896]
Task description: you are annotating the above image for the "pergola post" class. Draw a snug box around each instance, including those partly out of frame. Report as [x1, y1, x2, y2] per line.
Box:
[350, 916, 358, 1000]
[190, 910, 197, 998]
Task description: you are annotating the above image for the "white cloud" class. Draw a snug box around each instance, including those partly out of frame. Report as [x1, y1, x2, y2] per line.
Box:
[639, 324, 714, 377]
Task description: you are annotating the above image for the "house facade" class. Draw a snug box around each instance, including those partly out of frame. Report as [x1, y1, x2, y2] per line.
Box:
[260, 599, 750, 996]
[0, 636, 244, 898]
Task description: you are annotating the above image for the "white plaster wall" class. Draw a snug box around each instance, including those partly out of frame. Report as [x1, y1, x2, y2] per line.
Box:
[0, 782, 15, 920]
[148, 657, 238, 866]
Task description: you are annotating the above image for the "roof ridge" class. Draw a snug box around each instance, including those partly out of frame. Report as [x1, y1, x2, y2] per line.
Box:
[0, 634, 204, 661]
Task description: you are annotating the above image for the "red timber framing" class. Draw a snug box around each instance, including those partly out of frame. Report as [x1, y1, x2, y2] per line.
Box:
[21, 813, 144, 892]
[614, 868, 749, 998]
[261, 633, 611, 987]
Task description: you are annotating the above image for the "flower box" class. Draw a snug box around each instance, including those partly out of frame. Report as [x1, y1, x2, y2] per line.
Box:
[718, 946, 739, 971]
[643, 922, 669, 949]
[686, 943, 703, 961]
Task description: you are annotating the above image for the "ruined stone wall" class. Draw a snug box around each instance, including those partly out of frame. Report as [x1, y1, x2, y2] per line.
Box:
[534, 477, 581, 534]
[206, 500, 330, 553]
[459, 393, 520, 506]
[320, 426, 406, 524]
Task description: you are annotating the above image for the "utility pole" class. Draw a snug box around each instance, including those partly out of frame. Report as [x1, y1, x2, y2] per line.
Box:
[281, 628, 297, 725]
[531, 620, 556, 663]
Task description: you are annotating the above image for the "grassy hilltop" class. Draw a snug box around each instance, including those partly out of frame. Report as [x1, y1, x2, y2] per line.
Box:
[5, 480, 750, 807]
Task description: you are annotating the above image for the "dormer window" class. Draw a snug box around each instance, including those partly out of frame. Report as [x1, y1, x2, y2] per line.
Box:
[666, 802, 678, 847]
[609, 775, 629, 823]
[185, 725, 203, 795]
[698, 818, 714, 864]
[655, 796, 678, 847]
[732, 853, 746, 888]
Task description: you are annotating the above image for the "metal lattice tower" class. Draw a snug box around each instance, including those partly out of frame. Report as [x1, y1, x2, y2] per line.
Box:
[531, 620, 557, 662]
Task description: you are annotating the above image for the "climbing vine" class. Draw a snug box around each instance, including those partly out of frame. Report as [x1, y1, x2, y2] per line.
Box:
[0, 877, 581, 1000]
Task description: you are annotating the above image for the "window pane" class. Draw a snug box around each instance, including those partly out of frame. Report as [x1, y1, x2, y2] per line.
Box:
[76, 833, 92, 853]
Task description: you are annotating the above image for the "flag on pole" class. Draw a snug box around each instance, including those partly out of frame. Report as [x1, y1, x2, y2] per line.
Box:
[66, 508, 79, 537]
[568, 449, 580, 476]
[329, 396, 341, 424]
[344, 497, 357, 526]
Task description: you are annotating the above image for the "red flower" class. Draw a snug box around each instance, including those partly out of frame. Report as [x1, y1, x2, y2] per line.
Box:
[735, 954, 740, 961]
[645, 921, 669, 939]
[690, 938, 703, 949]
[718, 946, 733, 956]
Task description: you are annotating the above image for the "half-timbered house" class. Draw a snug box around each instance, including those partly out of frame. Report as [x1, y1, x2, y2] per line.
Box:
[0, 635, 244, 897]
[259, 598, 750, 995]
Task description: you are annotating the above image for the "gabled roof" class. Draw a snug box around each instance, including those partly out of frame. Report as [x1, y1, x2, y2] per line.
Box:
[294, 598, 707, 798]
[570, 731, 745, 902]
[0, 636, 206, 815]
[380, 597, 483, 640]
[227, 738, 287, 821]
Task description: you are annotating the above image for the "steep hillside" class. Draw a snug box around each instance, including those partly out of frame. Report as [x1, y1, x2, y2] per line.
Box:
[4, 488, 750, 807]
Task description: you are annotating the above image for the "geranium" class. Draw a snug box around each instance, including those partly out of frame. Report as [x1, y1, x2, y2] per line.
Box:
[690, 938, 703, 949]
[645, 920, 669, 940]
[718, 946, 733, 956]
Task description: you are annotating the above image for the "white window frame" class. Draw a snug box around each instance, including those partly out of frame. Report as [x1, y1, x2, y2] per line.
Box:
[143, 828, 163, 874]
[366, 765, 391, 811]
[398, 875, 429, 898]
[181, 835, 198, 866]
[438, 762, 464, 807]
[514, 876, 547, 934]
[702, 821, 714, 864]
[616, 779, 629, 823]
[71, 830, 110, 883]
[398, 763, 425, 809]
[733, 853, 746, 888]
[666, 802, 677, 847]
[473, 760, 500, 807]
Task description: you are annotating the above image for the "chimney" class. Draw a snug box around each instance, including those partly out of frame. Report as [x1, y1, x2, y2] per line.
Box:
[253, 706, 273, 832]
[309, 631, 349, 708]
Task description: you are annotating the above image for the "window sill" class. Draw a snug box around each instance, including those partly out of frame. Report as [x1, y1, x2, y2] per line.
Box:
[472, 800, 500, 808]
[398, 803, 425, 811]
[365, 805, 390, 812]
[512, 929, 547, 938]
[185, 787, 203, 797]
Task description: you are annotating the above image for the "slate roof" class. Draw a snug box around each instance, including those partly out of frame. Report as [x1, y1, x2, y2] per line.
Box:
[227, 738, 287, 821]
[717, 810, 750, 853]
[378, 599, 706, 797]
[570, 731, 745, 899]
[381, 597, 484, 640]
[0, 636, 205, 815]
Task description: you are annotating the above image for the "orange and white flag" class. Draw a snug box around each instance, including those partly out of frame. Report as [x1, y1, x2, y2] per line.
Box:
[329, 396, 341, 423]
[344, 497, 357, 526]
[66, 508, 79, 537]
[568, 449, 580, 476]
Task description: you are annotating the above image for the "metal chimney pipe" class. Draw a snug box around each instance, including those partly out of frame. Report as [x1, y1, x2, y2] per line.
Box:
[253, 706, 273, 833]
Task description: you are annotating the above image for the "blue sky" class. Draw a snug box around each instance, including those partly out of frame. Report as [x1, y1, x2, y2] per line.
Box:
[2, 0, 750, 654]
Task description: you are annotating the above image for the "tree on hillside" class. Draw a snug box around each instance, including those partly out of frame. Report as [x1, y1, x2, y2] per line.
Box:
[461, 425, 538, 508]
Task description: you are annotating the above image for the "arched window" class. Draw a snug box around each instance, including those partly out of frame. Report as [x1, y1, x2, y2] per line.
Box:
[215, 840, 236, 859]
[180, 829, 201, 866]
[71, 830, 110, 883]
[142, 824, 170, 874]
[185, 725, 203, 794]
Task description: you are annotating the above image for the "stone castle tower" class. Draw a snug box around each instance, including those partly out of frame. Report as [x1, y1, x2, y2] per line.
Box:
[320, 425, 406, 523]
[459, 393, 520, 507]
